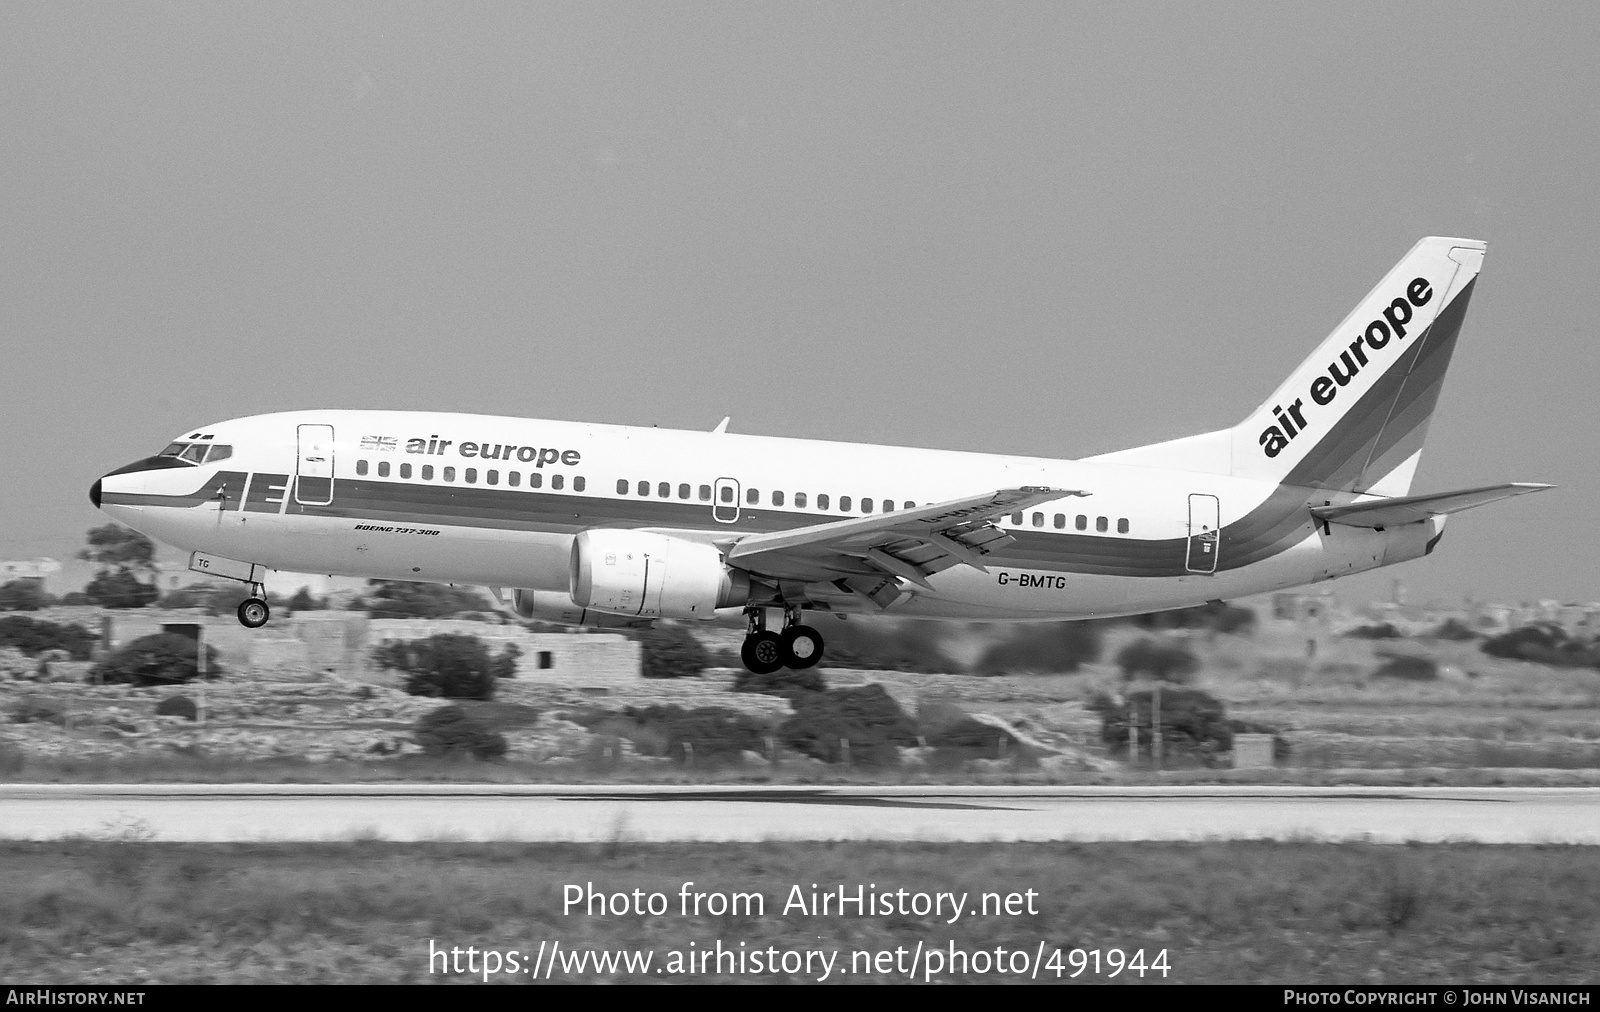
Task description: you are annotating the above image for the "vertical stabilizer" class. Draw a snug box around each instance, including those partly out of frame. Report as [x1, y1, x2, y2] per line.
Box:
[1229, 237, 1485, 495]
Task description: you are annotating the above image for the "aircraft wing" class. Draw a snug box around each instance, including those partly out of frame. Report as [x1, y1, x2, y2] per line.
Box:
[725, 486, 1087, 604]
[1309, 482, 1553, 529]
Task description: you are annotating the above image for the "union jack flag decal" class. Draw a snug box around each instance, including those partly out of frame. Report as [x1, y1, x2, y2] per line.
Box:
[360, 435, 397, 451]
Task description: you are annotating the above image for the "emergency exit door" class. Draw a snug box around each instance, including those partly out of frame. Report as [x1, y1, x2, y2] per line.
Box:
[1186, 493, 1220, 574]
[295, 424, 335, 506]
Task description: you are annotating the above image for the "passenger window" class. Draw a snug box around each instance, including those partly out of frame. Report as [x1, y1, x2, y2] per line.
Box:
[552, 475, 564, 490]
[356, 460, 369, 476]
[378, 461, 391, 478]
[529, 473, 542, 488]
[208, 445, 232, 463]
[1076, 514, 1087, 530]
[638, 481, 650, 496]
[795, 492, 807, 508]
[721, 486, 733, 503]
[507, 471, 518, 487]
[882, 500, 894, 512]
[679, 484, 690, 499]
[422, 465, 434, 480]
[1054, 514, 1065, 529]
[746, 488, 760, 505]
[1011, 512, 1023, 525]
[179, 443, 208, 464]
[862, 498, 874, 513]
[1032, 512, 1044, 527]
[443, 467, 456, 481]
[904, 501, 915, 511]
[772, 491, 784, 506]
[400, 463, 412, 479]
[465, 468, 477, 484]
[574, 477, 585, 492]
[817, 494, 829, 510]
[699, 485, 711, 501]
[486, 470, 498, 485]
[617, 479, 628, 495]
[840, 496, 852, 512]
[657, 482, 670, 498]
[1096, 516, 1108, 532]
[1118, 518, 1129, 534]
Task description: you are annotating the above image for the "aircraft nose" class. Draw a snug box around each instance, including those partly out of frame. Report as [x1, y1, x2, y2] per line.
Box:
[89, 478, 102, 509]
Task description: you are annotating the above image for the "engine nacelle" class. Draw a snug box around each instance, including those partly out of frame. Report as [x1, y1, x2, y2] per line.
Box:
[570, 529, 748, 620]
[510, 589, 650, 629]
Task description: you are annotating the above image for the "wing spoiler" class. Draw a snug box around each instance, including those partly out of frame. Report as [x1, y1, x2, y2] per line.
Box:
[1309, 482, 1553, 529]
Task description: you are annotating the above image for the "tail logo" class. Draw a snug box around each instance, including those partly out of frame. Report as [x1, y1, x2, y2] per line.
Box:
[1258, 276, 1435, 458]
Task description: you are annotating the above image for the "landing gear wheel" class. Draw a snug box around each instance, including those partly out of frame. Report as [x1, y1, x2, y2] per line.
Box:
[781, 625, 824, 669]
[741, 631, 785, 675]
[237, 598, 270, 629]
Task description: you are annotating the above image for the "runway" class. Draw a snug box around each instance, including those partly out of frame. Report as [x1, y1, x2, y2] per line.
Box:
[2, 784, 1597, 843]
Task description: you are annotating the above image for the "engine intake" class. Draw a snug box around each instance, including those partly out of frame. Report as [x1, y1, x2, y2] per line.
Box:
[570, 529, 748, 620]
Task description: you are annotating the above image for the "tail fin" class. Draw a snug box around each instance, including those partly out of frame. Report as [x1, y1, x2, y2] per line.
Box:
[1230, 236, 1486, 495]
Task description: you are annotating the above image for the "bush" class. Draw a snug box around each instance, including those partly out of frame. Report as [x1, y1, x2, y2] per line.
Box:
[156, 695, 198, 721]
[1480, 624, 1600, 668]
[84, 569, 159, 609]
[1346, 622, 1403, 639]
[636, 624, 709, 679]
[819, 620, 955, 673]
[1429, 618, 1481, 641]
[0, 616, 96, 660]
[157, 586, 231, 614]
[1129, 601, 1256, 635]
[414, 705, 507, 760]
[286, 587, 325, 611]
[360, 581, 490, 619]
[491, 642, 522, 679]
[92, 634, 221, 686]
[777, 684, 919, 766]
[1115, 638, 1200, 683]
[591, 705, 768, 765]
[373, 634, 508, 700]
[1372, 652, 1438, 681]
[1087, 686, 1242, 765]
[0, 580, 51, 611]
[8, 696, 67, 725]
[732, 666, 826, 697]
[970, 622, 1103, 675]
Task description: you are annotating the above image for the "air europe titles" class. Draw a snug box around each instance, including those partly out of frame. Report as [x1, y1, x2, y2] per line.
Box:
[1258, 276, 1433, 459]
[399, 435, 581, 468]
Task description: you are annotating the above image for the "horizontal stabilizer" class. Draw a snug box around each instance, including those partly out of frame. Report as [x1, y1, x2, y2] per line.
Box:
[1309, 483, 1553, 529]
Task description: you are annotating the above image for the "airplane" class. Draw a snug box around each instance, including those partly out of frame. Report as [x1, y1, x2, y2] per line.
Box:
[90, 236, 1550, 674]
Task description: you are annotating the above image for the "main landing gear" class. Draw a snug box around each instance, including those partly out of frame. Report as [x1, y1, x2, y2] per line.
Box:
[740, 606, 824, 675]
[237, 585, 270, 629]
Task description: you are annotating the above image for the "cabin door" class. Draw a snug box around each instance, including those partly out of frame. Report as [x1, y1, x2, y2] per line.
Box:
[295, 424, 335, 506]
[712, 477, 741, 524]
[1185, 493, 1220, 574]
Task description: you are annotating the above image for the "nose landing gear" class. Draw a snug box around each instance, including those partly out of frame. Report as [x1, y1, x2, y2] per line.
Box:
[236, 585, 270, 629]
[740, 606, 824, 674]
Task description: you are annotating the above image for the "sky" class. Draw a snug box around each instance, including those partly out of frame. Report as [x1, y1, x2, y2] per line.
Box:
[2, 3, 1596, 608]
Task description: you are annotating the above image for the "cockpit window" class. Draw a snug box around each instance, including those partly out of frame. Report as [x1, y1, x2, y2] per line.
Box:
[156, 441, 232, 464]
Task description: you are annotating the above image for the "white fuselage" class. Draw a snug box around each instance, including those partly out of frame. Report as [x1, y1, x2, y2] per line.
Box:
[96, 409, 1437, 621]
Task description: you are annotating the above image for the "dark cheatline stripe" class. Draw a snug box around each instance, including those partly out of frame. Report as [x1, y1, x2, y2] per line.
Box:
[1357, 278, 1474, 485]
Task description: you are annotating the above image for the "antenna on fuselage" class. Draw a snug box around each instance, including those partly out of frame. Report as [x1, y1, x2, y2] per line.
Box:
[711, 417, 731, 434]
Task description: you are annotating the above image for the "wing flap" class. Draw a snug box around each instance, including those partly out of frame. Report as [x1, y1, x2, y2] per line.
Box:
[1310, 482, 1553, 529]
[725, 486, 1087, 585]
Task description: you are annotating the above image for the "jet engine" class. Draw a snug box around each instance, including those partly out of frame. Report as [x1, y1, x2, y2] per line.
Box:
[570, 529, 749, 619]
[510, 589, 650, 629]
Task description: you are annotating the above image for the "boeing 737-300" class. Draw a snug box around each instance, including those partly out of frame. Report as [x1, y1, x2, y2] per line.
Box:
[89, 237, 1551, 674]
